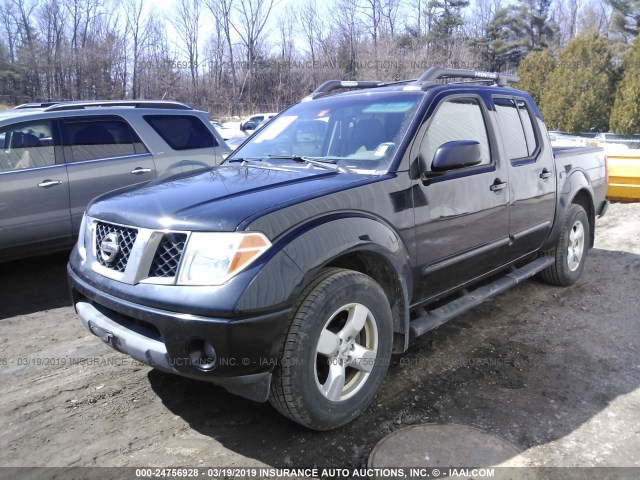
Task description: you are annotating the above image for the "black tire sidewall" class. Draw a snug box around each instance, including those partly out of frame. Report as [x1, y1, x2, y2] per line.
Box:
[558, 205, 590, 284]
[287, 271, 392, 429]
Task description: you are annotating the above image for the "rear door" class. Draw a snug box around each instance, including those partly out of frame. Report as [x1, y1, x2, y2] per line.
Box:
[492, 96, 555, 261]
[142, 114, 223, 172]
[412, 93, 510, 301]
[0, 119, 71, 256]
[61, 115, 156, 234]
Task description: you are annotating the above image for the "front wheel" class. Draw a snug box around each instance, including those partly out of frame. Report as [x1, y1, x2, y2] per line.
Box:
[269, 268, 393, 430]
[541, 203, 590, 286]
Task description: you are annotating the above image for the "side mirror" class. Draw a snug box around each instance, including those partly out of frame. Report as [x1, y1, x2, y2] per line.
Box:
[431, 140, 482, 172]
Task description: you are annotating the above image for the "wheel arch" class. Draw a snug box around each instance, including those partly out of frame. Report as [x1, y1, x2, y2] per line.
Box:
[570, 189, 595, 248]
[543, 169, 596, 250]
[324, 249, 409, 354]
[235, 214, 413, 353]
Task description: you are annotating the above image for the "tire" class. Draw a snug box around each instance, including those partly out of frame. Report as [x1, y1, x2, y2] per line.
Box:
[269, 268, 393, 430]
[541, 204, 590, 286]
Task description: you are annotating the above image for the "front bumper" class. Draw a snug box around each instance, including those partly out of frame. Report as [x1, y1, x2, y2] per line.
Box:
[68, 264, 292, 402]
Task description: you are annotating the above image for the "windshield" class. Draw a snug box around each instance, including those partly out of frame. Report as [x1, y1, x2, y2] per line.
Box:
[228, 91, 424, 174]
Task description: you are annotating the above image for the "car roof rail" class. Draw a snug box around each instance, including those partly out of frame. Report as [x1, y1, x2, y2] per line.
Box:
[41, 100, 193, 112]
[13, 102, 62, 110]
[416, 67, 519, 88]
[301, 79, 415, 101]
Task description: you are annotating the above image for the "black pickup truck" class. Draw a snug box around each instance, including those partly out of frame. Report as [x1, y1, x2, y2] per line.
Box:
[68, 68, 608, 430]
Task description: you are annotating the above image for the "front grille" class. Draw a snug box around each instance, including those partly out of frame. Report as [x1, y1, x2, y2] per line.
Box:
[95, 222, 138, 272]
[148, 233, 187, 278]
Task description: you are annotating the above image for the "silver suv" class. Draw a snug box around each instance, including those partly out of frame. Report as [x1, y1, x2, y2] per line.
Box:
[0, 100, 229, 262]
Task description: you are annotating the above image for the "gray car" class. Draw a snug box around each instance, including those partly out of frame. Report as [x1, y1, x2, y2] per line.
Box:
[0, 100, 229, 262]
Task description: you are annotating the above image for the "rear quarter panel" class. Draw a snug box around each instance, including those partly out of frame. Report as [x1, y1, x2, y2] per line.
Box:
[128, 111, 229, 176]
[543, 146, 606, 249]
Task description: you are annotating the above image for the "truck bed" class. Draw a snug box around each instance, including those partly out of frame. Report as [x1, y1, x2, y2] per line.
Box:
[553, 147, 606, 189]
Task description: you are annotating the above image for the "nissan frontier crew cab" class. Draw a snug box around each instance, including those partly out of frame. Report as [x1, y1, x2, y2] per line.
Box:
[68, 67, 609, 430]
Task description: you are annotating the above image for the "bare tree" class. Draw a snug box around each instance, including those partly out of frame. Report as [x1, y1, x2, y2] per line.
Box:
[173, 0, 201, 94]
[380, 0, 400, 38]
[205, 0, 239, 112]
[124, 0, 149, 98]
[203, 11, 224, 88]
[360, 0, 381, 46]
[296, 0, 326, 84]
[11, 0, 40, 97]
[334, 0, 364, 79]
[408, 0, 425, 37]
[1, 1, 18, 64]
[38, 0, 68, 99]
[65, 0, 105, 98]
[232, 0, 273, 65]
[231, 0, 274, 103]
[140, 15, 177, 99]
[274, 6, 296, 108]
[467, 0, 502, 38]
[578, 0, 612, 37]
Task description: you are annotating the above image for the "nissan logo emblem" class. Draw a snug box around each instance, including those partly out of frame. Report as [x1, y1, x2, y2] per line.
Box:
[99, 232, 120, 263]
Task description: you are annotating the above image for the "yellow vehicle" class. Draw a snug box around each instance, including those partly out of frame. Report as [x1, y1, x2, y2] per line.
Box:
[598, 136, 640, 201]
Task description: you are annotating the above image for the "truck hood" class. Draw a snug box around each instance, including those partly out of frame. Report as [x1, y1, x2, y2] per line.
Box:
[86, 165, 370, 233]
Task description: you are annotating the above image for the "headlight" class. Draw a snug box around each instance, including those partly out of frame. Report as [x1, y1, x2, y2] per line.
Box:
[78, 213, 88, 260]
[177, 232, 271, 286]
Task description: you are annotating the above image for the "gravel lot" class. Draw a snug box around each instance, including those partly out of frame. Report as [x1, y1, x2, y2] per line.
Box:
[1, 203, 639, 472]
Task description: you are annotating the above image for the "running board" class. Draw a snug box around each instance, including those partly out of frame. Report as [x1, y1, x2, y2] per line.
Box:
[410, 256, 555, 338]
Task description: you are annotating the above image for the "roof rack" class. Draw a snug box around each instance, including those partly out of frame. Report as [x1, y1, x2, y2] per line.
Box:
[301, 80, 414, 101]
[13, 100, 193, 111]
[43, 100, 192, 112]
[417, 67, 519, 88]
[13, 102, 62, 110]
[302, 66, 520, 101]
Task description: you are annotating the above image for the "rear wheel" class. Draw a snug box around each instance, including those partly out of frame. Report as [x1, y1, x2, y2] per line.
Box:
[269, 268, 393, 430]
[541, 204, 590, 286]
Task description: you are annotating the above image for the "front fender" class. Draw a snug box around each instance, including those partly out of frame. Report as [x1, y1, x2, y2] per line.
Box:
[235, 214, 412, 349]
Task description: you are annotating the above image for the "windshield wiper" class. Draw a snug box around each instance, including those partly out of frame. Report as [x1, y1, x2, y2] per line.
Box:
[267, 155, 350, 173]
[226, 157, 264, 166]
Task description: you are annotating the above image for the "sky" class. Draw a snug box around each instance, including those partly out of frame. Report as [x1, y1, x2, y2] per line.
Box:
[145, 0, 327, 59]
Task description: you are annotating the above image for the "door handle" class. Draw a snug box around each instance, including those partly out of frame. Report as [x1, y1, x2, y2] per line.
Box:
[490, 179, 507, 192]
[539, 168, 552, 179]
[37, 180, 62, 188]
[131, 167, 151, 175]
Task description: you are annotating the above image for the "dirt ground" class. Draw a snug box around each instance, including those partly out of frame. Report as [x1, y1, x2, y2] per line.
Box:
[1, 203, 639, 473]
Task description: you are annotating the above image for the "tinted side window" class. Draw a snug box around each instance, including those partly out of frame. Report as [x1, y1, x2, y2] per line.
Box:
[516, 99, 538, 156]
[494, 97, 539, 160]
[422, 97, 491, 168]
[63, 117, 148, 162]
[144, 115, 217, 150]
[0, 121, 57, 171]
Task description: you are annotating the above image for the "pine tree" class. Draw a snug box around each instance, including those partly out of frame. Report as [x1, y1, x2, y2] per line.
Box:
[478, 7, 525, 71]
[607, 0, 640, 40]
[475, 0, 556, 72]
[425, 0, 470, 57]
[610, 35, 640, 134]
[517, 0, 556, 52]
[517, 49, 556, 109]
[541, 33, 615, 132]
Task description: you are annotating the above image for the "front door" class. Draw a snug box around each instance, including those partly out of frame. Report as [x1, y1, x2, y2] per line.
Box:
[412, 93, 510, 301]
[0, 119, 71, 258]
